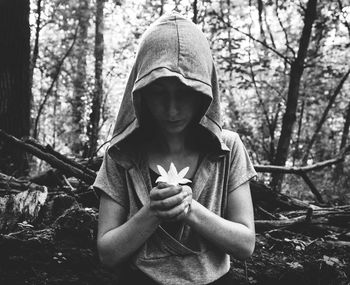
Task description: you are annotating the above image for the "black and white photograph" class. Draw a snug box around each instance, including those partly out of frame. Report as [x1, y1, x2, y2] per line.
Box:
[0, 0, 349, 284]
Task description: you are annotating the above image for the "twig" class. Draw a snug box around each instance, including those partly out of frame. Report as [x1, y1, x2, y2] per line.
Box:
[232, 26, 291, 64]
[257, 206, 278, 219]
[62, 175, 74, 192]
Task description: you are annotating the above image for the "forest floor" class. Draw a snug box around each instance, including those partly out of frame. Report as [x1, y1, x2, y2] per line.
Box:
[0, 201, 349, 285]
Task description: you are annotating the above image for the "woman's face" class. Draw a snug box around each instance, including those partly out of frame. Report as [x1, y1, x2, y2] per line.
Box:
[142, 77, 201, 135]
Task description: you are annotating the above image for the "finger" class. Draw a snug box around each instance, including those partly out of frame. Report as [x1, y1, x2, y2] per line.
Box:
[156, 201, 189, 220]
[150, 191, 189, 210]
[150, 185, 182, 200]
[180, 185, 192, 205]
[168, 203, 191, 221]
[167, 208, 188, 222]
[157, 182, 169, 189]
[181, 185, 192, 196]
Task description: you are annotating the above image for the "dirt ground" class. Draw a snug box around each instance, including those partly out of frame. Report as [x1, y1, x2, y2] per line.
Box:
[0, 196, 349, 285]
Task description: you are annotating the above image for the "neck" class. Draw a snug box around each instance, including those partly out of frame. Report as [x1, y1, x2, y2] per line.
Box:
[157, 131, 187, 155]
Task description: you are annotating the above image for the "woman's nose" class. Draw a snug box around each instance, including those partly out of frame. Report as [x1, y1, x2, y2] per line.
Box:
[167, 97, 178, 117]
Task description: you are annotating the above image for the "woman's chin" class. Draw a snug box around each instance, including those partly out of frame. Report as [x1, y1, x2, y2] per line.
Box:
[161, 125, 188, 135]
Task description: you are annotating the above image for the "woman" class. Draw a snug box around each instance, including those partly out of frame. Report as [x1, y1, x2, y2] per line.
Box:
[94, 12, 257, 285]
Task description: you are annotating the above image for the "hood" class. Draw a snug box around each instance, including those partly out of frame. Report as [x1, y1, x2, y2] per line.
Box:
[109, 12, 229, 156]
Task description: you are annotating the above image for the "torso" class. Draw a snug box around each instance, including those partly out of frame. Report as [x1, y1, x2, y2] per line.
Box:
[146, 139, 201, 239]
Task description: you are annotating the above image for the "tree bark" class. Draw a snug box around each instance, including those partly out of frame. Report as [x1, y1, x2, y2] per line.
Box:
[271, 0, 317, 191]
[0, 0, 31, 176]
[335, 100, 350, 177]
[71, 0, 91, 155]
[86, 0, 104, 158]
[192, 0, 198, 24]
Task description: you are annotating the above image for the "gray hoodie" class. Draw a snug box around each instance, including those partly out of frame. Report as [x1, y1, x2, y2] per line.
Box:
[94, 12, 256, 284]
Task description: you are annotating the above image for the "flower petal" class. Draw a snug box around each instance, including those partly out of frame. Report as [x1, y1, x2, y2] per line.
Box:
[169, 162, 178, 177]
[178, 166, 189, 178]
[179, 178, 192, 184]
[157, 165, 168, 178]
[155, 163, 191, 186]
[156, 176, 167, 183]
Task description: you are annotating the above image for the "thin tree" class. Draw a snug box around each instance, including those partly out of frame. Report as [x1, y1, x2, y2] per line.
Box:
[192, 0, 198, 24]
[71, 0, 91, 154]
[271, 0, 317, 191]
[86, 0, 105, 158]
[159, 0, 164, 16]
[334, 100, 350, 178]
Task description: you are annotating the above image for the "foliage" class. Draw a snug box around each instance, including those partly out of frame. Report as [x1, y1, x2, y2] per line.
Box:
[28, 0, 350, 202]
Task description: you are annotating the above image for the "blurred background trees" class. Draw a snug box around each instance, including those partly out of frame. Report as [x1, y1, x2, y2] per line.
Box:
[0, 0, 349, 203]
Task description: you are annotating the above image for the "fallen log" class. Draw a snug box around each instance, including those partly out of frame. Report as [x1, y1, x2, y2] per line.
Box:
[281, 206, 350, 218]
[0, 129, 96, 184]
[254, 144, 350, 204]
[29, 157, 102, 186]
[0, 172, 46, 193]
[25, 138, 97, 177]
[250, 181, 311, 214]
[255, 207, 350, 233]
[255, 216, 308, 232]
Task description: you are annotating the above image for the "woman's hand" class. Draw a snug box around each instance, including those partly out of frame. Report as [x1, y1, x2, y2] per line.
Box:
[149, 183, 192, 221]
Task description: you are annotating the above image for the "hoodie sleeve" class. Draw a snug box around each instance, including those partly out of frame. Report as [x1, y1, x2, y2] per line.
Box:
[222, 130, 257, 192]
[93, 152, 128, 208]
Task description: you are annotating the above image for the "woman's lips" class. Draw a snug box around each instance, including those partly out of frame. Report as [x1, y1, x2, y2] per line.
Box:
[165, 119, 184, 125]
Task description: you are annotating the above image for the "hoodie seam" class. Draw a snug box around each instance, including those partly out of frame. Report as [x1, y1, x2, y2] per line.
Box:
[134, 66, 212, 88]
[111, 117, 136, 139]
[205, 114, 222, 131]
[175, 15, 180, 67]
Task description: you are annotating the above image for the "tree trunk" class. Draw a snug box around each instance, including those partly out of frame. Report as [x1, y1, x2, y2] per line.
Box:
[0, 0, 31, 176]
[257, 0, 266, 43]
[71, 0, 90, 155]
[192, 0, 198, 24]
[340, 101, 350, 151]
[271, 0, 317, 191]
[334, 100, 350, 177]
[86, 0, 104, 158]
[159, 0, 164, 16]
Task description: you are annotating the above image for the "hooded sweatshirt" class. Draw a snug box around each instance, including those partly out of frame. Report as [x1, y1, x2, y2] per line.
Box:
[94, 12, 257, 285]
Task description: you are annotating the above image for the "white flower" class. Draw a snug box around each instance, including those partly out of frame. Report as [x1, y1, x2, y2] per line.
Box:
[155, 162, 192, 185]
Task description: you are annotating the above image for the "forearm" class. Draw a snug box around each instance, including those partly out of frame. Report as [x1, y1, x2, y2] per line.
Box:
[185, 200, 255, 259]
[98, 205, 160, 267]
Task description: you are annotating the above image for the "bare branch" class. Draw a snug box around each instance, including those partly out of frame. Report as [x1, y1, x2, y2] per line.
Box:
[33, 27, 78, 139]
[232, 26, 292, 64]
[302, 68, 350, 163]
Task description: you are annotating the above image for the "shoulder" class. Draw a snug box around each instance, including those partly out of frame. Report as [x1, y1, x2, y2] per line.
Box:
[221, 129, 241, 150]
